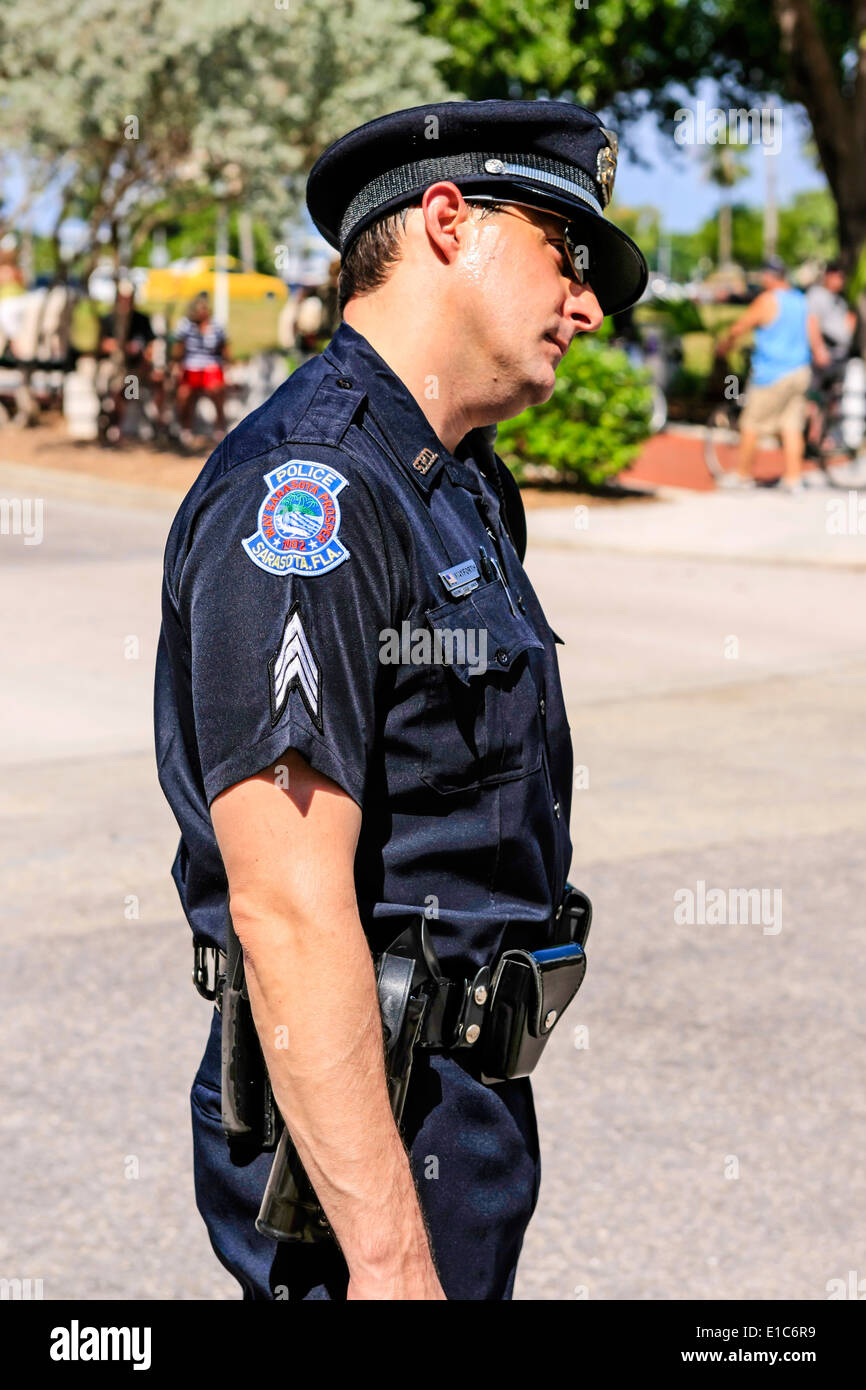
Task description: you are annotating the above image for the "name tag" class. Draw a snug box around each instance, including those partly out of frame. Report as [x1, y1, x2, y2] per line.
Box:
[438, 559, 480, 598]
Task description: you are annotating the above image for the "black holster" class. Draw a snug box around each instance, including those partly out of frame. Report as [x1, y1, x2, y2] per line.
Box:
[220, 913, 279, 1149]
[223, 884, 592, 1243]
[255, 928, 431, 1244]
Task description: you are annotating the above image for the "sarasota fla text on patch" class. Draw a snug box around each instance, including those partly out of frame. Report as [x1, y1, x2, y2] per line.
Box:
[242, 459, 350, 576]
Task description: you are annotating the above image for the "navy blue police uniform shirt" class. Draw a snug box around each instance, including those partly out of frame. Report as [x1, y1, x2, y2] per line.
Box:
[154, 320, 574, 982]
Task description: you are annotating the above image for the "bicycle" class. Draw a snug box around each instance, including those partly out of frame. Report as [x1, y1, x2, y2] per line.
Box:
[703, 350, 866, 489]
[802, 357, 866, 488]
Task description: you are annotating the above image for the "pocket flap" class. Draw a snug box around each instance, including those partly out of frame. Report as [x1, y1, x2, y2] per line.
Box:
[425, 578, 544, 686]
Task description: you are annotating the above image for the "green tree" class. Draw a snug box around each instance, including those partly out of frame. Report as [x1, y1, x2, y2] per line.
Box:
[418, 0, 866, 272]
[728, 207, 766, 268]
[0, 0, 451, 277]
[700, 142, 750, 267]
[607, 204, 661, 271]
[133, 204, 275, 274]
[776, 188, 839, 265]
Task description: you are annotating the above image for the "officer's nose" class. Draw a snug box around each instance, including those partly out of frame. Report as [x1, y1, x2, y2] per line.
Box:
[565, 282, 604, 334]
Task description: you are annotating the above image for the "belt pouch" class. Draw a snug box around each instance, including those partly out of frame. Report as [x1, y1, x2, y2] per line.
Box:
[480, 943, 586, 1084]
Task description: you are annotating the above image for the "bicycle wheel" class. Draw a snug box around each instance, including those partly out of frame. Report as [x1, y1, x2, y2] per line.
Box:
[808, 389, 866, 488]
[703, 406, 737, 481]
[816, 450, 866, 488]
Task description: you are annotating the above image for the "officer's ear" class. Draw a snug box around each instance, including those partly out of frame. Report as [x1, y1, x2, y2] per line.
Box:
[418, 182, 474, 265]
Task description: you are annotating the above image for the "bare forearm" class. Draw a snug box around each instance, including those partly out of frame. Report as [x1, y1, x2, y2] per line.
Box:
[717, 316, 749, 353]
[234, 901, 435, 1280]
[807, 315, 829, 363]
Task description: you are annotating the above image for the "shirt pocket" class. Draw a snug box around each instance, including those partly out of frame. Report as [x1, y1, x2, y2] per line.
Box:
[418, 578, 545, 795]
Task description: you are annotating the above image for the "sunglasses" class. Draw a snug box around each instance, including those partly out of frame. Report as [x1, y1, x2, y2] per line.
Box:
[465, 198, 591, 287]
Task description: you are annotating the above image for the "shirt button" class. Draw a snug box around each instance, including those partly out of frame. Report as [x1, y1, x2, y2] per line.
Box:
[336, 377, 353, 389]
[553, 800, 561, 818]
[496, 647, 509, 666]
[517, 594, 526, 613]
[539, 697, 546, 717]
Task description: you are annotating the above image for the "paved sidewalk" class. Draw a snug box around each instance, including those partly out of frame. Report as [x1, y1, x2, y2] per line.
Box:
[530, 482, 866, 569]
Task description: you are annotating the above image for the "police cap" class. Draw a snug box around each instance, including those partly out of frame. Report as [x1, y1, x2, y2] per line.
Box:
[306, 99, 648, 315]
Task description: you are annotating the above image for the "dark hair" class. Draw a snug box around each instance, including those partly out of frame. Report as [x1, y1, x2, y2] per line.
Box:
[825, 259, 844, 276]
[337, 199, 507, 314]
[187, 291, 210, 319]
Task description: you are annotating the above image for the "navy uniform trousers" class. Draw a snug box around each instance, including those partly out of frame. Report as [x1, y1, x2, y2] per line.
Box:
[190, 1009, 540, 1300]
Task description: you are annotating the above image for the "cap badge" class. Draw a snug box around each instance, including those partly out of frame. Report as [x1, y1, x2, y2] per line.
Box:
[597, 130, 618, 207]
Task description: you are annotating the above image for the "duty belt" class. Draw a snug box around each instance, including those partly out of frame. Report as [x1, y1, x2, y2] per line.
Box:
[192, 884, 592, 1055]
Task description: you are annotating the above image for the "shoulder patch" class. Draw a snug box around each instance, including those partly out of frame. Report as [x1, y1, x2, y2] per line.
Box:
[242, 459, 350, 577]
[269, 603, 322, 732]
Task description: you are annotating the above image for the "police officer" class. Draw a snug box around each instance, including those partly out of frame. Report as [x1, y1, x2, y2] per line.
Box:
[154, 99, 647, 1301]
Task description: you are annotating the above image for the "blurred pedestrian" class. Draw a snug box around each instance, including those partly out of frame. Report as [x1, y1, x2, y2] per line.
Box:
[172, 292, 230, 446]
[716, 257, 823, 493]
[294, 287, 324, 356]
[98, 280, 161, 444]
[807, 261, 865, 453]
[0, 247, 25, 301]
[276, 286, 302, 353]
[807, 260, 857, 370]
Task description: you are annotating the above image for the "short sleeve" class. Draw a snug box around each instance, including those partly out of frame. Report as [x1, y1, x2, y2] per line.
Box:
[806, 287, 826, 321]
[175, 450, 401, 809]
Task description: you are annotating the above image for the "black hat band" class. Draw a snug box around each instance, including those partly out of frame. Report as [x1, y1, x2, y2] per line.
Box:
[338, 150, 604, 250]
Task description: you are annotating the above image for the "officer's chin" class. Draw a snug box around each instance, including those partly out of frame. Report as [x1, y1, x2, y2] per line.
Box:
[496, 360, 557, 421]
[526, 363, 558, 406]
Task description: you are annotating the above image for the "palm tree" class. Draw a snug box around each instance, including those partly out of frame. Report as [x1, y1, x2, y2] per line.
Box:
[701, 141, 751, 269]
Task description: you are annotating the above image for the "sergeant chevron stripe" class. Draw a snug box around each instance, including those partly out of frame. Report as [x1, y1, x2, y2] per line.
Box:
[268, 603, 323, 732]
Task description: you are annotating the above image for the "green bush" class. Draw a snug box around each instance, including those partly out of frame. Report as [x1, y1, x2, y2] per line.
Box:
[494, 335, 654, 487]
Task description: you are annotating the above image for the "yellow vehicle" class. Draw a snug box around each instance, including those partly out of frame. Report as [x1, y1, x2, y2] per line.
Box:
[143, 256, 288, 305]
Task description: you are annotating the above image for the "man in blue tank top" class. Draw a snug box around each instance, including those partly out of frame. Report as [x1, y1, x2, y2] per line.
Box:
[716, 258, 824, 493]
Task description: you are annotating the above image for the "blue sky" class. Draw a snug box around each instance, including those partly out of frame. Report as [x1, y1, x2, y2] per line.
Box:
[613, 96, 826, 232]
